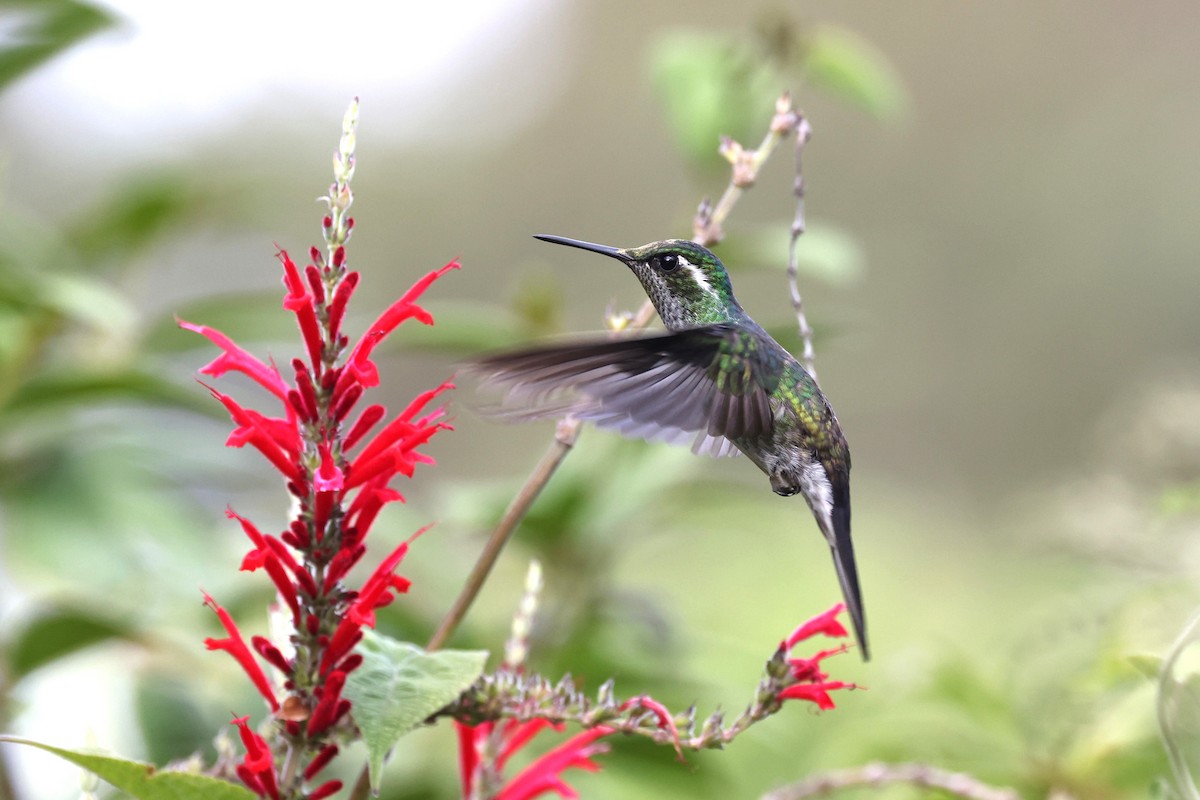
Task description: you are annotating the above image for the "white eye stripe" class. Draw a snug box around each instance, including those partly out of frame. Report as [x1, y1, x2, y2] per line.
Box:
[676, 255, 716, 298]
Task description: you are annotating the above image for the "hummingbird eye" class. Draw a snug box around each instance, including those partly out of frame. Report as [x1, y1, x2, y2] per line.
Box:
[654, 254, 679, 272]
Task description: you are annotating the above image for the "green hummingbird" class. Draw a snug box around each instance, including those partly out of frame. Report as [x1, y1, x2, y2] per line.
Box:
[471, 235, 866, 659]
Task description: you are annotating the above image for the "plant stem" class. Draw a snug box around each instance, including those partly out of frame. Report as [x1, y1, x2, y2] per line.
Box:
[425, 420, 578, 652]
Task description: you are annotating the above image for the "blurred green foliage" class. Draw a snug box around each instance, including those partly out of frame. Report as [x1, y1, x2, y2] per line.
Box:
[651, 18, 907, 166]
[0, 0, 115, 92]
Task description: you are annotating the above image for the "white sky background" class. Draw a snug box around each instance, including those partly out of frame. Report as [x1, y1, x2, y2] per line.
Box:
[3, 2, 571, 797]
[3, 0, 571, 170]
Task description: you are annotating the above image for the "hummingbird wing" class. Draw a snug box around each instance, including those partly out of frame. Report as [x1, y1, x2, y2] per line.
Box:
[467, 324, 778, 456]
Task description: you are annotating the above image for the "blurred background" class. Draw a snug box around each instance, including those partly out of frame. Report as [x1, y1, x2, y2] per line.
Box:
[1, 0, 1199, 798]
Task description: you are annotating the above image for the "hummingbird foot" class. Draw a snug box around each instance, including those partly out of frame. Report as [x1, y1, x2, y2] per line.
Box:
[769, 475, 801, 497]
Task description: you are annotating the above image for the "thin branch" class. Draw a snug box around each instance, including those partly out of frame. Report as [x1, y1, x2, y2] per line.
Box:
[760, 762, 1021, 800]
[425, 419, 579, 653]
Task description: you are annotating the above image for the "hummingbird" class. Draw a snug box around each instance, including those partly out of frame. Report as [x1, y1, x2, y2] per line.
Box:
[470, 235, 866, 659]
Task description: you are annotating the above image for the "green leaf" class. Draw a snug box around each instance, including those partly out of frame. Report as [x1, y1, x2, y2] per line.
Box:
[650, 31, 778, 164]
[0, 0, 118, 91]
[344, 631, 488, 792]
[66, 176, 215, 270]
[6, 607, 137, 680]
[725, 223, 866, 285]
[0, 737, 256, 800]
[801, 23, 908, 121]
[34, 271, 138, 334]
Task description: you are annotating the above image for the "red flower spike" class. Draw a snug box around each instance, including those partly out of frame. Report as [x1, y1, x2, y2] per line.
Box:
[304, 744, 339, 781]
[178, 319, 290, 401]
[784, 603, 849, 649]
[203, 594, 280, 712]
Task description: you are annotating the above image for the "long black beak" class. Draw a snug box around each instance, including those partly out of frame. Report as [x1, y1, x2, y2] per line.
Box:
[534, 234, 632, 263]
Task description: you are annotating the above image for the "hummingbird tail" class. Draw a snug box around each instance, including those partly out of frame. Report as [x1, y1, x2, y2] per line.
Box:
[827, 479, 868, 660]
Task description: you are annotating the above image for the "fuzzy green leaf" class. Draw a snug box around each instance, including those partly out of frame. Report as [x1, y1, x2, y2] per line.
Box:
[344, 631, 488, 791]
[0, 737, 255, 800]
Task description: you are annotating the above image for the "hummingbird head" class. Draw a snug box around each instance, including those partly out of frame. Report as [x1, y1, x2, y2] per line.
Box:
[534, 235, 741, 330]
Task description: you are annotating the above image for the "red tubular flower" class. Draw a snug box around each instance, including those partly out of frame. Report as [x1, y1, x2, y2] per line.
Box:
[345, 526, 428, 628]
[204, 387, 303, 485]
[203, 594, 280, 712]
[784, 602, 849, 649]
[778, 681, 854, 710]
[306, 670, 348, 736]
[177, 319, 290, 402]
[457, 720, 613, 800]
[231, 715, 281, 800]
[307, 780, 343, 800]
[337, 261, 460, 394]
[278, 249, 324, 372]
[304, 744, 339, 781]
[778, 604, 858, 711]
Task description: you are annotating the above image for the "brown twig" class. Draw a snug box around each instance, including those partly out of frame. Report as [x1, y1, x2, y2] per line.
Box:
[759, 762, 1021, 800]
[425, 420, 577, 652]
